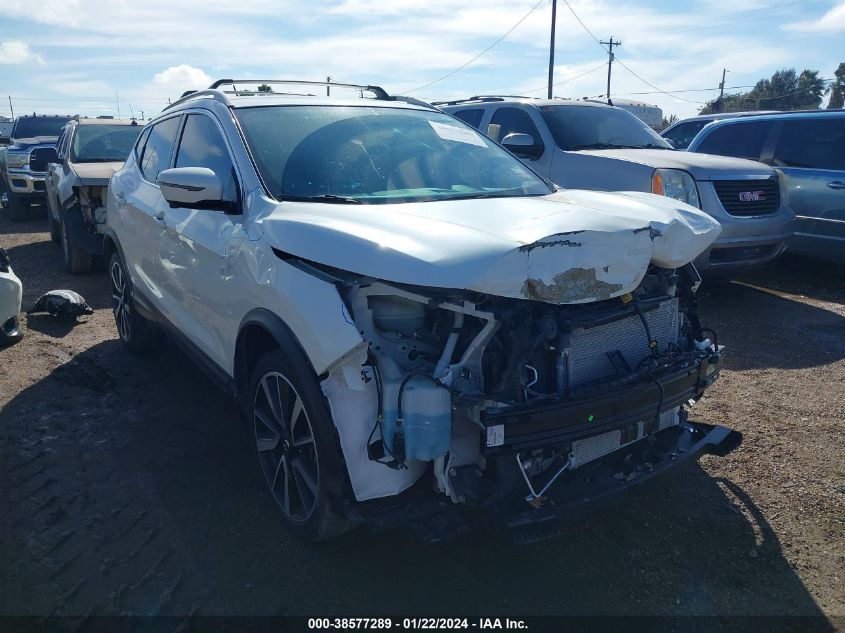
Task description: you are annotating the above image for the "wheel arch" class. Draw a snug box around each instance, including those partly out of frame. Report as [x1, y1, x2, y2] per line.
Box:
[234, 308, 314, 408]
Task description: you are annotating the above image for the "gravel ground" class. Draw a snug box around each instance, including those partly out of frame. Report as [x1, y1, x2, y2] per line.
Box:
[1, 212, 843, 629]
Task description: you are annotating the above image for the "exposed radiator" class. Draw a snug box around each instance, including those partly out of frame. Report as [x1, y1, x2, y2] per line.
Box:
[566, 298, 679, 388]
[569, 406, 680, 469]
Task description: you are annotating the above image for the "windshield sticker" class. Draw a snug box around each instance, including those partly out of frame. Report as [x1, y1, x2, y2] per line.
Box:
[428, 121, 487, 147]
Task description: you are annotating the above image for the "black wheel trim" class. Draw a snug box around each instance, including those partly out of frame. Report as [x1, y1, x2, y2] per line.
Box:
[110, 257, 132, 342]
[253, 371, 320, 523]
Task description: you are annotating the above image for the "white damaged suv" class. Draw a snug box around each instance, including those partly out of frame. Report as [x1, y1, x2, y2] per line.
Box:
[105, 80, 741, 541]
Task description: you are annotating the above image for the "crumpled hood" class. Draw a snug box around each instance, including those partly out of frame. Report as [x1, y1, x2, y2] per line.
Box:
[71, 161, 123, 186]
[575, 148, 775, 181]
[259, 190, 721, 304]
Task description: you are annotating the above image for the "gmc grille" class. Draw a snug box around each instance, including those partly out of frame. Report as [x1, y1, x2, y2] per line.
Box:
[713, 179, 780, 216]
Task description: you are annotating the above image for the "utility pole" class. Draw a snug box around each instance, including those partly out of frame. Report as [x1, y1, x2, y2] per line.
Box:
[716, 68, 727, 113]
[327, 76, 331, 97]
[8, 95, 14, 119]
[600, 36, 621, 103]
[547, 0, 557, 99]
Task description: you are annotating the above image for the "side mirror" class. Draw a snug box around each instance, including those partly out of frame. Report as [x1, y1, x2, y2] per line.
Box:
[157, 167, 235, 212]
[501, 132, 543, 160]
[663, 137, 676, 149]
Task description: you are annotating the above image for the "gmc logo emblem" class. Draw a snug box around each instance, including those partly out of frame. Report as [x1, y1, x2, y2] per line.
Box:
[739, 191, 765, 202]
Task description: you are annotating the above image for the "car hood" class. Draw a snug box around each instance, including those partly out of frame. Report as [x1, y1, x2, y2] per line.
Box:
[71, 161, 123, 186]
[258, 190, 721, 305]
[575, 148, 775, 181]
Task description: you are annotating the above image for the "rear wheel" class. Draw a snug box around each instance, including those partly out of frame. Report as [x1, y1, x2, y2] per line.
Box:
[109, 251, 161, 352]
[60, 214, 94, 273]
[249, 348, 354, 541]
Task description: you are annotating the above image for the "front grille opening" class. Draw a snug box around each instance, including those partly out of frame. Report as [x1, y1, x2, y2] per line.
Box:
[713, 179, 779, 216]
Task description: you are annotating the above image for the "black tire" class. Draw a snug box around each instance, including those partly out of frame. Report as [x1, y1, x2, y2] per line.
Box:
[48, 201, 61, 244]
[6, 192, 30, 221]
[109, 251, 162, 353]
[60, 214, 94, 274]
[248, 348, 355, 541]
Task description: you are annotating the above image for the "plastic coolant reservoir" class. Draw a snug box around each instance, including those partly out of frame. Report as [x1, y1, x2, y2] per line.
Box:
[381, 375, 452, 462]
[369, 296, 425, 336]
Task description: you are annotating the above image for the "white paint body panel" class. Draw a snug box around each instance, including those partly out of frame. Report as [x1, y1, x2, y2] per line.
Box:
[258, 189, 721, 304]
[0, 264, 22, 329]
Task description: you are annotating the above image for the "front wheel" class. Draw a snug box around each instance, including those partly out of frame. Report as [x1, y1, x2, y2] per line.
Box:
[248, 348, 354, 541]
[109, 251, 161, 352]
[48, 201, 61, 243]
[60, 215, 94, 273]
[5, 192, 30, 221]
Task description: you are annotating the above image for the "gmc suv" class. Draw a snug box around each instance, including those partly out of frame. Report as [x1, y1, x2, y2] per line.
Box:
[104, 79, 739, 541]
[0, 115, 72, 220]
[440, 97, 795, 278]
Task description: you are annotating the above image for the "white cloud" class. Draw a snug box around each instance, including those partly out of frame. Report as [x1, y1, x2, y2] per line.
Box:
[0, 41, 42, 65]
[786, 2, 845, 33]
[153, 65, 212, 89]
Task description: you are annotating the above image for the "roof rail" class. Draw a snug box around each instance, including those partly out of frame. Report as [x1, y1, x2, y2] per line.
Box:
[163, 79, 437, 113]
[163, 89, 233, 112]
[208, 79, 390, 100]
[432, 95, 534, 106]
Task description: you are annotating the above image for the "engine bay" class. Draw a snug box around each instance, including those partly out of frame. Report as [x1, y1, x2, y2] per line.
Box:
[329, 263, 721, 507]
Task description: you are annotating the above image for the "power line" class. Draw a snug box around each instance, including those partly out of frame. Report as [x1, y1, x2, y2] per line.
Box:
[519, 62, 608, 94]
[406, 0, 548, 95]
[615, 58, 705, 103]
[558, 0, 701, 103]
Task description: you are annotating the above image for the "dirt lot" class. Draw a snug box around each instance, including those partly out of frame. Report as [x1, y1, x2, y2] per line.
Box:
[1, 212, 843, 628]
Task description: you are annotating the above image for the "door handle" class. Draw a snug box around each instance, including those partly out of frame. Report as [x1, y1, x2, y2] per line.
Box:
[827, 181, 845, 190]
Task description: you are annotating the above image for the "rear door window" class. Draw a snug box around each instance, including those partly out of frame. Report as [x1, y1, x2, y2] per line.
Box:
[695, 120, 773, 161]
[773, 117, 845, 170]
[451, 108, 484, 129]
[139, 116, 181, 183]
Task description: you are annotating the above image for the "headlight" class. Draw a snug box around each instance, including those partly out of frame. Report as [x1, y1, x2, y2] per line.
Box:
[5, 152, 29, 169]
[652, 169, 700, 208]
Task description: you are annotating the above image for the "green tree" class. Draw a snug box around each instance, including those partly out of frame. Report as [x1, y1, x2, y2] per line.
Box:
[700, 67, 827, 114]
[257, 84, 273, 93]
[827, 62, 844, 109]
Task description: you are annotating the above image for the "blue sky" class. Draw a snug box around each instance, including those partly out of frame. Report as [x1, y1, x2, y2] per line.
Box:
[1, 0, 843, 121]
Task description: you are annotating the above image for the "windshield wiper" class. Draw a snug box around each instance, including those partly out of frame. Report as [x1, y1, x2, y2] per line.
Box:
[278, 194, 362, 204]
[568, 143, 629, 150]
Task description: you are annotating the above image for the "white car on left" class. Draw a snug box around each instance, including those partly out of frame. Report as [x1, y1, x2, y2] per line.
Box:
[0, 248, 23, 345]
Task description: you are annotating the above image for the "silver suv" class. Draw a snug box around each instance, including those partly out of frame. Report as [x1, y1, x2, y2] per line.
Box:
[104, 80, 738, 541]
[441, 97, 795, 278]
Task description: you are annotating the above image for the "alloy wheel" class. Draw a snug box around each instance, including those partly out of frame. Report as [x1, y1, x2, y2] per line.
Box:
[253, 371, 320, 523]
[110, 258, 131, 342]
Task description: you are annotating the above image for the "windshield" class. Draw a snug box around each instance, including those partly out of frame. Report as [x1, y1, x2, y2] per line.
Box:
[72, 124, 143, 163]
[12, 117, 72, 139]
[540, 105, 672, 151]
[234, 105, 553, 204]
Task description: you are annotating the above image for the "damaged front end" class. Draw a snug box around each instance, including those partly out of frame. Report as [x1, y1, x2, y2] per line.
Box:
[61, 183, 109, 255]
[313, 259, 739, 541]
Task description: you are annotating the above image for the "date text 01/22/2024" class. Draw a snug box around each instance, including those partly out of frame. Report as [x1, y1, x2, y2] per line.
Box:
[307, 618, 529, 630]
